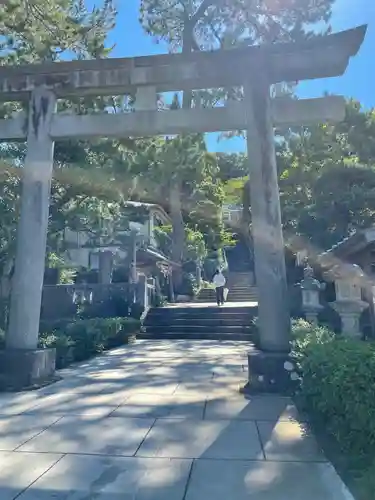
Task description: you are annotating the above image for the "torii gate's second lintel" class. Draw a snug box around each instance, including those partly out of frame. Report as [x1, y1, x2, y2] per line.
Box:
[0, 25, 367, 391]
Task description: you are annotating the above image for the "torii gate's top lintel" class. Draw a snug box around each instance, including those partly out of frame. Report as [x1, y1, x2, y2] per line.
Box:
[0, 25, 366, 101]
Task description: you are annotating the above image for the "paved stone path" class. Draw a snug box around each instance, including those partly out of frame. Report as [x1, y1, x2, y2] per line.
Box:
[0, 340, 354, 499]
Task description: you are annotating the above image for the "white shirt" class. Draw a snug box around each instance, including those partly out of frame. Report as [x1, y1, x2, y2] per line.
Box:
[213, 273, 226, 288]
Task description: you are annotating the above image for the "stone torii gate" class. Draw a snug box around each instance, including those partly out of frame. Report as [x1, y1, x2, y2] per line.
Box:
[0, 25, 366, 390]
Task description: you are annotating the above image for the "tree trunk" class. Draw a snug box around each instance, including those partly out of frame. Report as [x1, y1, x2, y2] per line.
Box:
[170, 181, 184, 292]
[167, 20, 195, 297]
[0, 258, 14, 330]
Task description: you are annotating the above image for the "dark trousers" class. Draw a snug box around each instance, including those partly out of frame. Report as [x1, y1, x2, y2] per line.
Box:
[215, 286, 224, 305]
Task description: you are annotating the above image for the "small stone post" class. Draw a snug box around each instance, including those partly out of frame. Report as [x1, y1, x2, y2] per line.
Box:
[2, 87, 57, 389]
[98, 250, 113, 284]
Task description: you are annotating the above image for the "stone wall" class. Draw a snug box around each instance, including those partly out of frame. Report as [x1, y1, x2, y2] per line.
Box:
[41, 283, 132, 321]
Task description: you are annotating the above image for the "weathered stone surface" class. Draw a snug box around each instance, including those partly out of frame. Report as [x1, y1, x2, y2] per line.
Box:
[205, 395, 301, 422]
[0, 97, 346, 141]
[0, 26, 366, 100]
[99, 377, 180, 397]
[174, 377, 246, 397]
[18, 416, 154, 456]
[0, 452, 62, 500]
[245, 78, 290, 352]
[111, 394, 206, 419]
[7, 86, 56, 352]
[0, 415, 60, 450]
[245, 350, 297, 394]
[137, 419, 263, 460]
[185, 460, 355, 500]
[0, 391, 42, 416]
[258, 421, 326, 462]
[15, 455, 192, 500]
[0, 349, 56, 391]
[21, 392, 126, 417]
[0, 341, 355, 500]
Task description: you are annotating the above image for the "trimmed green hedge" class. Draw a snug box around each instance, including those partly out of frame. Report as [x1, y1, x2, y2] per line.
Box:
[291, 320, 375, 499]
[1, 317, 139, 369]
[39, 317, 140, 369]
[292, 320, 375, 455]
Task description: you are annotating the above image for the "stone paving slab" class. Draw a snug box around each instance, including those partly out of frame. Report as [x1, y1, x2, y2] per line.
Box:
[205, 395, 301, 422]
[18, 416, 155, 456]
[111, 394, 206, 419]
[0, 452, 63, 500]
[15, 455, 192, 500]
[98, 378, 180, 397]
[22, 392, 127, 417]
[137, 418, 263, 460]
[144, 362, 246, 381]
[185, 459, 354, 500]
[0, 392, 42, 416]
[175, 376, 247, 397]
[258, 421, 326, 462]
[0, 415, 61, 451]
[0, 340, 355, 500]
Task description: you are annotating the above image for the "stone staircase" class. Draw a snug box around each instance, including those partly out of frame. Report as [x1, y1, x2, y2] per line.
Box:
[139, 234, 258, 342]
[139, 304, 257, 341]
[197, 272, 257, 303]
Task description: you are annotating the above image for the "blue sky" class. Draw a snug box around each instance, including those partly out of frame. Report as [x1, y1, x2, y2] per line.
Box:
[97, 0, 374, 152]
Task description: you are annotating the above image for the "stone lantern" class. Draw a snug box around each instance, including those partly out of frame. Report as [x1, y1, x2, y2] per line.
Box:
[325, 263, 369, 339]
[299, 262, 324, 324]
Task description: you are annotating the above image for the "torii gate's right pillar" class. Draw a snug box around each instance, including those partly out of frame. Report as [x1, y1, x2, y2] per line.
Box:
[243, 76, 291, 393]
[245, 77, 290, 351]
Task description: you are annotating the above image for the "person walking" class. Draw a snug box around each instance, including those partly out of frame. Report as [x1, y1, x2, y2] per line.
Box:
[212, 269, 226, 306]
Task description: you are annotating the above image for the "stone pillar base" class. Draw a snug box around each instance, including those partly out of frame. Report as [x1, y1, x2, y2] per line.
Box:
[240, 350, 298, 395]
[0, 348, 56, 391]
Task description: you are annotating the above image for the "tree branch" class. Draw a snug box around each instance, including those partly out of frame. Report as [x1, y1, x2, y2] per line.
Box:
[191, 0, 216, 24]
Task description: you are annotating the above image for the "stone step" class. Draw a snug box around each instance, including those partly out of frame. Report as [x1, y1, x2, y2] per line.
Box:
[148, 305, 257, 314]
[145, 324, 254, 334]
[228, 294, 258, 298]
[138, 331, 254, 341]
[195, 299, 258, 303]
[197, 290, 258, 295]
[144, 314, 254, 328]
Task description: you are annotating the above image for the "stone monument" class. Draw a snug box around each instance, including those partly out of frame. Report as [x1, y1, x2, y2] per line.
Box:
[299, 261, 324, 324]
[326, 263, 369, 339]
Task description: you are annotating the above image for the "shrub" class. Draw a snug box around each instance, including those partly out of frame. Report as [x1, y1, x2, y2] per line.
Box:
[291, 320, 375, 457]
[39, 317, 140, 369]
[176, 272, 199, 297]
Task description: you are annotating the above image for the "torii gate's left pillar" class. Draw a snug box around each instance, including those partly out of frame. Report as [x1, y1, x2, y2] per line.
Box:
[0, 87, 57, 390]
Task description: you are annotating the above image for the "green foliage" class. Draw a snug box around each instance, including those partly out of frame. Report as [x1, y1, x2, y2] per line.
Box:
[291, 320, 375, 499]
[217, 154, 248, 181]
[177, 272, 199, 297]
[222, 176, 248, 206]
[296, 336, 375, 454]
[39, 317, 139, 368]
[0, 0, 116, 64]
[140, 0, 333, 110]
[140, 0, 333, 52]
[240, 100, 375, 251]
[291, 319, 335, 359]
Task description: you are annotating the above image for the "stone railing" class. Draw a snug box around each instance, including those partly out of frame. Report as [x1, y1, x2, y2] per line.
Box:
[41, 282, 132, 321]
